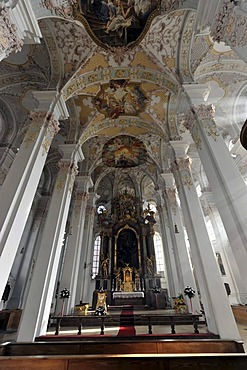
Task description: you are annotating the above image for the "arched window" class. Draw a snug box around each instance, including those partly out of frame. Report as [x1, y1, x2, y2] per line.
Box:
[92, 236, 101, 279]
[154, 232, 165, 273]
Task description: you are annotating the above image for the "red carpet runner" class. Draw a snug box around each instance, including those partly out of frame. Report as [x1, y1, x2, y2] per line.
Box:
[117, 307, 136, 336]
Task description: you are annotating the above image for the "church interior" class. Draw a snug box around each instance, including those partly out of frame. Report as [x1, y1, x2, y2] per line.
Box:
[1, 0, 247, 368]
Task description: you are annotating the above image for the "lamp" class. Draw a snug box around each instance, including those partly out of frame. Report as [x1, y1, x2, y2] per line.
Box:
[174, 224, 179, 234]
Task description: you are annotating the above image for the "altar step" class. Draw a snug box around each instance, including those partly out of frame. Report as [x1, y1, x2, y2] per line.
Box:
[108, 305, 151, 312]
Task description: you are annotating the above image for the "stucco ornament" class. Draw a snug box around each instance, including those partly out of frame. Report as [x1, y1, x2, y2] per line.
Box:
[40, 0, 77, 18]
[161, 0, 185, 13]
[174, 157, 193, 190]
[211, 0, 247, 48]
[193, 105, 220, 141]
[0, 6, 23, 57]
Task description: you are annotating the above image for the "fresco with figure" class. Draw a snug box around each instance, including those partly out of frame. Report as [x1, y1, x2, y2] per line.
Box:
[102, 135, 147, 168]
[74, 0, 160, 47]
[94, 79, 148, 118]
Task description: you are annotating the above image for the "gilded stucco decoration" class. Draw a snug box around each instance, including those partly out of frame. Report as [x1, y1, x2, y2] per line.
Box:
[53, 20, 97, 81]
[23, 112, 47, 147]
[131, 51, 164, 72]
[41, 0, 77, 19]
[179, 11, 195, 81]
[0, 6, 23, 58]
[165, 187, 178, 214]
[141, 10, 185, 72]
[174, 157, 193, 189]
[63, 68, 178, 100]
[160, 0, 185, 13]
[79, 115, 164, 144]
[211, 0, 247, 48]
[56, 160, 78, 193]
[183, 110, 202, 149]
[193, 105, 220, 141]
[148, 90, 168, 123]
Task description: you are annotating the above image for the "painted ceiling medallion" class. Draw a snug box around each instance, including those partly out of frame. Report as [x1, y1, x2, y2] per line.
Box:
[102, 135, 147, 168]
[94, 79, 148, 118]
[73, 0, 161, 49]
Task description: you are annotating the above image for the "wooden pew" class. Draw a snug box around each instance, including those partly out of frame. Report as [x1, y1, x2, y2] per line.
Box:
[0, 353, 247, 370]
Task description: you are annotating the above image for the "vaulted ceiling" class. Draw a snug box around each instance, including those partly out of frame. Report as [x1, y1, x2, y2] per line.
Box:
[1, 0, 247, 204]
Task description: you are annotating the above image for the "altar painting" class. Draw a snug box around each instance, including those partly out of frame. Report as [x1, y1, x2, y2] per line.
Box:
[74, 0, 160, 48]
[102, 135, 147, 168]
[94, 80, 148, 119]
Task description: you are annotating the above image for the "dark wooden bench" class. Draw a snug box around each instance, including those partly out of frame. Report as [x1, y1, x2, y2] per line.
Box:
[0, 353, 247, 370]
[0, 339, 245, 356]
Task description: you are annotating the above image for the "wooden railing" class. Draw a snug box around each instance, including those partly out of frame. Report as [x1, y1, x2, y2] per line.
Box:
[50, 314, 205, 336]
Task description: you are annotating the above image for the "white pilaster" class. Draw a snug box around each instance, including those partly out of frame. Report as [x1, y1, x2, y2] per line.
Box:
[77, 192, 97, 305]
[184, 100, 247, 299]
[0, 110, 60, 302]
[8, 196, 50, 309]
[0, 147, 15, 187]
[158, 202, 178, 298]
[162, 172, 201, 313]
[171, 140, 241, 340]
[17, 144, 84, 341]
[58, 175, 93, 315]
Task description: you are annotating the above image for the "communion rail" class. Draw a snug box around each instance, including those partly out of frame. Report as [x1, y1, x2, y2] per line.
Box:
[50, 314, 205, 336]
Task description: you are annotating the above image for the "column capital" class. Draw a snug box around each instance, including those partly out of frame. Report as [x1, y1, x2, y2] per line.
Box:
[183, 83, 211, 106]
[59, 144, 84, 164]
[161, 172, 176, 188]
[191, 104, 220, 141]
[32, 91, 69, 120]
[192, 104, 216, 120]
[211, 0, 247, 48]
[0, 5, 23, 61]
[76, 176, 94, 191]
[0, 0, 42, 62]
[170, 140, 189, 158]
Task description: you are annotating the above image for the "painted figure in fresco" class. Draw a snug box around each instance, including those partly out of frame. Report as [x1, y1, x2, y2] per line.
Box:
[94, 80, 148, 118]
[105, 0, 138, 37]
[91, 0, 110, 22]
[74, 0, 159, 47]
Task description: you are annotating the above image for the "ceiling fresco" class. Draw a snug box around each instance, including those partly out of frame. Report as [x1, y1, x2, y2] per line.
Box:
[102, 135, 147, 168]
[93, 79, 148, 118]
[73, 0, 161, 49]
[2, 0, 247, 205]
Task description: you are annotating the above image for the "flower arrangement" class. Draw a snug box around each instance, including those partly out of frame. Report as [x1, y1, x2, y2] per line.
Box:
[94, 306, 106, 316]
[60, 288, 70, 299]
[59, 288, 70, 316]
[184, 286, 195, 313]
[184, 286, 195, 299]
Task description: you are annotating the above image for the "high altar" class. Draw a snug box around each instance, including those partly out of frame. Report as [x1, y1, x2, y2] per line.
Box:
[93, 191, 168, 308]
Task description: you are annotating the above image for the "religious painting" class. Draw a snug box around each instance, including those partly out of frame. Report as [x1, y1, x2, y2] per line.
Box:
[73, 0, 161, 48]
[117, 229, 138, 268]
[94, 80, 148, 118]
[102, 135, 147, 168]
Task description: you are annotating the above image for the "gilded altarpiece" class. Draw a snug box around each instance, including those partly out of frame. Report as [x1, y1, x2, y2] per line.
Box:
[93, 191, 164, 307]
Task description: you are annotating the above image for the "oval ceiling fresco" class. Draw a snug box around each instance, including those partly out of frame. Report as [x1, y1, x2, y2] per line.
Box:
[73, 0, 161, 49]
[94, 79, 149, 118]
[102, 135, 147, 168]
